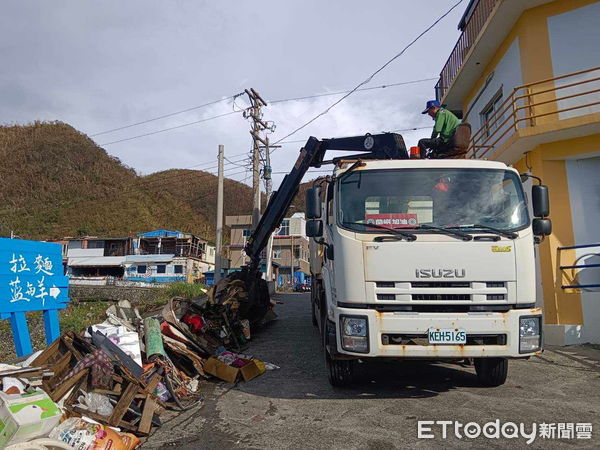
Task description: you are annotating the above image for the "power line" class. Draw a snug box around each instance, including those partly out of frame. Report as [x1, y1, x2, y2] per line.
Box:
[272, 0, 465, 145]
[89, 94, 241, 137]
[98, 110, 242, 146]
[268, 78, 437, 104]
[94, 77, 437, 147]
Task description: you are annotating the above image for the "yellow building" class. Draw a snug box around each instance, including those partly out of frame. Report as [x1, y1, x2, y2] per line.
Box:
[436, 0, 600, 345]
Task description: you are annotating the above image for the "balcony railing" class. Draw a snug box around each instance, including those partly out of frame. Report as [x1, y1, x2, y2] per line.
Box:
[436, 0, 500, 100]
[468, 66, 600, 159]
[558, 243, 600, 290]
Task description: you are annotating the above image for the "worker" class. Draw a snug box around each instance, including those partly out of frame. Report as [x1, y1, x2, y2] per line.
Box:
[418, 100, 461, 159]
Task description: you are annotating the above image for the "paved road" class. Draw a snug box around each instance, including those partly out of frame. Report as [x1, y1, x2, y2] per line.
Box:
[145, 293, 600, 449]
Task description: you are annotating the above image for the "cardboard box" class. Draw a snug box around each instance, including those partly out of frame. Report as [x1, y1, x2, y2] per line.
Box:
[240, 360, 262, 382]
[0, 390, 62, 447]
[204, 357, 263, 384]
[204, 357, 240, 383]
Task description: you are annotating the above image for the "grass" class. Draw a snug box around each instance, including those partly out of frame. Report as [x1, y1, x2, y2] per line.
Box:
[0, 282, 206, 362]
[162, 282, 207, 299]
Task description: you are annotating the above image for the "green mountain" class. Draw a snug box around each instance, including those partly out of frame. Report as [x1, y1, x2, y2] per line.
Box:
[0, 122, 257, 241]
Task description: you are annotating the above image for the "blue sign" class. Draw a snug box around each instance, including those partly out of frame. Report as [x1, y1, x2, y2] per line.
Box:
[0, 238, 70, 357]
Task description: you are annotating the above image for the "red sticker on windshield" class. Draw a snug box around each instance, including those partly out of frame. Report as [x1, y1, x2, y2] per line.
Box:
[365, 214, 418, 229]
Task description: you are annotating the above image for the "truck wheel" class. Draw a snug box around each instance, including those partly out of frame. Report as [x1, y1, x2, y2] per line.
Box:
[311, 299, 318, 327]
[326, 351, 355, 387]
[474, 357, 508, 387]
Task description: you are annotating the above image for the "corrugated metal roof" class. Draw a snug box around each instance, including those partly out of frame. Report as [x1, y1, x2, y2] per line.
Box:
[68, 256, 126, 267]
[124, 254, 175, 263]
[138, 229, 187, 238]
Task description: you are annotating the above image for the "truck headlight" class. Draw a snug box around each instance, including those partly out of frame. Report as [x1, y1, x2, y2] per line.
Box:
[519, 316, 542, 353]
[340, 316, 369, 353]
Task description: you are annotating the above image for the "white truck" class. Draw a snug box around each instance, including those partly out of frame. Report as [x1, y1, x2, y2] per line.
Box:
[241, 132, 551, 387]
[303, 137, 552, 387]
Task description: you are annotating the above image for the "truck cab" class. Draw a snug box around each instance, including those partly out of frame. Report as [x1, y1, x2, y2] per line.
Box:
[306, 158, 551, 387]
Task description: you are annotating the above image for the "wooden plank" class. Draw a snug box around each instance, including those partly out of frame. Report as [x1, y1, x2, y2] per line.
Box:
[71, 407, 135, 432]
[48, 352, 72, 384]
[64, 370, 88, 408]
[50, 368, 88, 402]
[31, 338, 60, 366]
[61, 335, 84, 361]
[108, 381, 138, 425]
[138, 396, 158, 435]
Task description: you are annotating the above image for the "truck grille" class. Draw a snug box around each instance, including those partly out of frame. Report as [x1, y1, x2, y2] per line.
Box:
[411, 282, 470, 288]
[381, 333, 507, 346]
[374, 280, 509, 303]
[412, 294, 471, 301]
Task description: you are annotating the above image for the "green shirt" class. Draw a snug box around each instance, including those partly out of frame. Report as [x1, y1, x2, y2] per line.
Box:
[432, 108, 461, 142]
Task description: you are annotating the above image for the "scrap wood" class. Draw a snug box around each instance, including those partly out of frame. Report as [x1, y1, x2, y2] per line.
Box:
[49, 368, 89, 402]
[162, 336, 207, 378]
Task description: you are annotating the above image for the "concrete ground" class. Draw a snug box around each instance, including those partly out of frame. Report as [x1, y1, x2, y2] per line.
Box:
[145, 293, 600, 449]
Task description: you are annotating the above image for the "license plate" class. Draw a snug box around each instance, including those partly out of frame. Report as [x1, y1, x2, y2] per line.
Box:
[428, 328, 467, 345]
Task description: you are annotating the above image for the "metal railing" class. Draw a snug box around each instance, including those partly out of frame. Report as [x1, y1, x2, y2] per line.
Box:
[435, 0, 500, 100]
[558, 243, 600, 290]
[468, 66, 600, 159]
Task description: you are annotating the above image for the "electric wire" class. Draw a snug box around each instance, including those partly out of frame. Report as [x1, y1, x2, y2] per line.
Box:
[268, 78, 437, 104]
[99, 111, 242, 146]
[271, 0, 465, 144]
[90, 94, 242, 137]
[94, 76, 439, 147]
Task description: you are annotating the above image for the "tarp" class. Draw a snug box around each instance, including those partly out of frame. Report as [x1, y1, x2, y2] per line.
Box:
[124, 254, 174, 264]
[67, 256, 126, 267]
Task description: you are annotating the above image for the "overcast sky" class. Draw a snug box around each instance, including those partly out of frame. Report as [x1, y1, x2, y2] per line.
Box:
[0, 0, 465, 188]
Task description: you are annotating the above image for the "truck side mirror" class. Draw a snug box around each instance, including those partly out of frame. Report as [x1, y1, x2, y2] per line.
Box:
[306, 187, 322, 219]
[532, 218, 552, 236]
[532, 185, 549, 218]
[306, 220, 323, 237]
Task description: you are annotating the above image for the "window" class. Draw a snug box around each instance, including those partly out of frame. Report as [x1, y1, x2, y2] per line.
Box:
[156, 264, 166, 274]
[137, 265, 147, 274]
[277, 219, 290, 236]
[88, 240, 104, 249]
[273, 249, 282, 259]
[480, 88, 503, 137]
[338, 168, 529, 232]
[242, 229, 252, 237]
[174, 265, 183, 274]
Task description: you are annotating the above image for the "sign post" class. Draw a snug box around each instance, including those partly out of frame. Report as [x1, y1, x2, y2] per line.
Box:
[0, 238, 70, 357]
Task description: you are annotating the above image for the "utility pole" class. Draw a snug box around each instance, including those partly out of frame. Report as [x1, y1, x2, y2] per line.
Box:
[290, 235, 295, 288]
[243, 88, 268, 231]
[263, 138, 273, 280]
[214, 144, 224, 284]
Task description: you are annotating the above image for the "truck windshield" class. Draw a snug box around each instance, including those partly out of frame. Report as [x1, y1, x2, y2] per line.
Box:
[337, 168, 529, 233]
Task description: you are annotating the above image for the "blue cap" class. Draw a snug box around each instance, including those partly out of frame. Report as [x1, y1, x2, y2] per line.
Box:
[422, 99, 440, 114]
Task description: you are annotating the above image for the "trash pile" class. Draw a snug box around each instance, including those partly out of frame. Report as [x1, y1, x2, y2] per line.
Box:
[0, 279, 278, 449]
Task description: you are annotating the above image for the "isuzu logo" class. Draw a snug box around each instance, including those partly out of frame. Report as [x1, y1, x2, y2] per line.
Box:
[415, 269, 466, 278]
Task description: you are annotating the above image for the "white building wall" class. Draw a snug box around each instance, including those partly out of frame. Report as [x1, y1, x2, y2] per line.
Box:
[465, 40, 522, 125]
[547, 3, 600, 120]
[566, 156, 600, 344]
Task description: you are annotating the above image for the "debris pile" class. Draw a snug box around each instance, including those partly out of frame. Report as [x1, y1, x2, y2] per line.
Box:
[0, 279, 278, 449]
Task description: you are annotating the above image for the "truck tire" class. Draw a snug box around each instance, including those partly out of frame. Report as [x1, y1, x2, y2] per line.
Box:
[474, 357, 508, 387]
[311, 299, 318, 327]
[326, 351, 355, 387]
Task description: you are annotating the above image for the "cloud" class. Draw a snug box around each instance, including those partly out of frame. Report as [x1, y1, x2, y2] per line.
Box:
[1, 0, 464, 189]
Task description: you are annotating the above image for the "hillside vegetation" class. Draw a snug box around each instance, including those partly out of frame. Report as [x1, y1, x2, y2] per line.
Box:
[0, 122, 259, 241]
